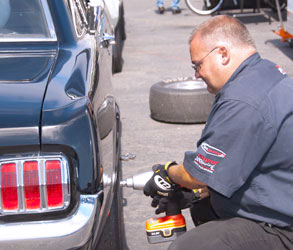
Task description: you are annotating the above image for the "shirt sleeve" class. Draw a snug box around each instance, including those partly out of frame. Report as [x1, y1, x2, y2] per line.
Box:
[183, 99, 277, 198]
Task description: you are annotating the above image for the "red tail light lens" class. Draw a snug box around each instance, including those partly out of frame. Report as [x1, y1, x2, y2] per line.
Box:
[23, 161, 41, 210]
[1, 163, 18, 210]
[46, 160, 63, 208]
[0, 155, 70, 215]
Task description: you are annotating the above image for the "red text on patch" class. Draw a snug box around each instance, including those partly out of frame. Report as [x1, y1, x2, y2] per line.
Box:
[194, 153, 219, 173]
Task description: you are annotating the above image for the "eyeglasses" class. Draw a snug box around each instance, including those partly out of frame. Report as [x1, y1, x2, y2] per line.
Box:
[191, 47, 219, 72]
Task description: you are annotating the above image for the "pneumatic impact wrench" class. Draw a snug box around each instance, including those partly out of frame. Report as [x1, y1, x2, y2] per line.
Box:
[120, 171, 186, 244]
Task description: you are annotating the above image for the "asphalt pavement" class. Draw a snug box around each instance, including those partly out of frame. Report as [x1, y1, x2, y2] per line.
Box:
[111, 1, 293, 249]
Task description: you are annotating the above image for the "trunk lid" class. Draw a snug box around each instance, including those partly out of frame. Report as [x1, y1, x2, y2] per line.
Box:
[0, 51, 57, 148]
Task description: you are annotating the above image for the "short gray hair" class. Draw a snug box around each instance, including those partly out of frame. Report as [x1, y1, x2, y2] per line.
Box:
[189, 15, 256, 49]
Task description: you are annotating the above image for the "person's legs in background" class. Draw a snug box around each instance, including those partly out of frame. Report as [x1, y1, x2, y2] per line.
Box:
[171, 0, 181, 14]
[156, 0, 165, 14]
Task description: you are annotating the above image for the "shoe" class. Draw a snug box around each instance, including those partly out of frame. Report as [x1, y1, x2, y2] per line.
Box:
[158, 6, 165, 14]
[172, 7, 181, 14]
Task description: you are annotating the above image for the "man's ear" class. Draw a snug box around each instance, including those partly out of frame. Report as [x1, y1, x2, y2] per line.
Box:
[219, 46, 230, 65]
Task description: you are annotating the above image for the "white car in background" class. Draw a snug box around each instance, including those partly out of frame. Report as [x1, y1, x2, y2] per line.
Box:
[105, 0, 126, 73]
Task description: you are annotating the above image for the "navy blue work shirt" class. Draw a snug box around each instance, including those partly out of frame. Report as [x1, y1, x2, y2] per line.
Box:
[184, 53, 293, 227]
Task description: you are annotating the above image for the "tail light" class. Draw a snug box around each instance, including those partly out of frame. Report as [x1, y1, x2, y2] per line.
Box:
[24, 161, 41, 210]
[1, 163, 18, 210]
[46, 160, 63, 208]
[0, 156, 70, 214]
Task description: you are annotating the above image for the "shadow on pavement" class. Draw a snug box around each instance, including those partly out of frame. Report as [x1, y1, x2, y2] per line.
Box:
[265, 39, 293, 61]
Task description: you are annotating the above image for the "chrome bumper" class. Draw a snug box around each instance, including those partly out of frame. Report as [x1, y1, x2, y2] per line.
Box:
[0, 193, 102, 250]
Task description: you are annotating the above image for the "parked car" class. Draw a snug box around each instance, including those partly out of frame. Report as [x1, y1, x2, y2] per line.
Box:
[105, 0, 126, 73]
[0, 0, 124, 249]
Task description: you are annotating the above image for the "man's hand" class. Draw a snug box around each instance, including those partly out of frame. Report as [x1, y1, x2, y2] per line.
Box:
[150, 188, 201, 214]
[143, 161, 179, 198]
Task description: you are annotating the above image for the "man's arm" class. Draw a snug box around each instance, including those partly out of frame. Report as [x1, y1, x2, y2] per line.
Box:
[168, 163, 207, 190]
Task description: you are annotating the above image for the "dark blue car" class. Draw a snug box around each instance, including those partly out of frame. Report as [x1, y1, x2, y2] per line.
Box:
[0, 0, 124, 249]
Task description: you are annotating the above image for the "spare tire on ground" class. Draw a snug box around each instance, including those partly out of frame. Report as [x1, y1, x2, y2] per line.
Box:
[149, 77, 215, 124]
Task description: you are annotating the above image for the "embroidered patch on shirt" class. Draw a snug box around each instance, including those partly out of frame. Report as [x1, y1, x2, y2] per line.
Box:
[194, 153, 219, 173]
[201, 142, 226, 158]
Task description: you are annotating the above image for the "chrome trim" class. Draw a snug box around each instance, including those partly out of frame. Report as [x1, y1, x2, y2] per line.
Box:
[0, 50, 56, 56]
[68, 0, 87, 38]
[0, 155, 70, 215]
[0, 37, 57, 43]
[74, 0, 88, 26]
[0, 193, 102, 250]
[41, 0, 57, 40]
[39, 159, 47, 209]
[17, 162, 24, 211]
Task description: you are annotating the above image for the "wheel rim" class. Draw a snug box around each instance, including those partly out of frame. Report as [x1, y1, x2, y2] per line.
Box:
[164, 79, 207, 90]
[185, 0, 223, 15]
